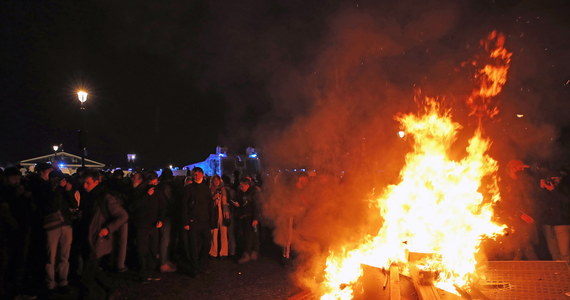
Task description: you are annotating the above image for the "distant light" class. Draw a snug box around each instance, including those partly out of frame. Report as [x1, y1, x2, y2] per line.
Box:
[294, 169, 297, 172]
[58, 163, 64, 169]
[249, 153, 258, 158]
[53, 145, 59, 152]
[398, 130, 406, 138]
[77, 91, 88, 103]
[516, 114, 524, 118]
[218, 153, 227, 157]
[169, 165, 173, 169]
[127, 154, 136, 162]
[301, 169, 306, 172]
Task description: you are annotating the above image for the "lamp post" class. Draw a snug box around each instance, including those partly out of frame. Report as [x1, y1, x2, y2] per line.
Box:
[52, 145, 59, 164]
[77, 90, 88, 167]
[127, 154, 136, 169]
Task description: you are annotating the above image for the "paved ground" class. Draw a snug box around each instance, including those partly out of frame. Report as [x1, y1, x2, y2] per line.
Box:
[114, 256, 300, 300]
[41, 241, 302, 300]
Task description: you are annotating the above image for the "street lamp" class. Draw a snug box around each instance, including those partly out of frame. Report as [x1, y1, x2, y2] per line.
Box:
[127, 154, 136, 169]
[78, 91, 88, 108]
[77, 90, 88, 167]
[52, 145, 59, 164]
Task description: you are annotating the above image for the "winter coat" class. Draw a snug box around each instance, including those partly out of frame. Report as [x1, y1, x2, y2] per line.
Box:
[87, 185, 128, 259]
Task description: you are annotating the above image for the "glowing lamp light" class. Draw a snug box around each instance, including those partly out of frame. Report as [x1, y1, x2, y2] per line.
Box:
[398, 130, 406, 138]
[53, 145, 59, 152]
[249, 153, 258, 158]
[77, 91, 88, 103]
[169, 165, 173, 169]
[58, 163, 64, 169]
[516, 114, 524, 118]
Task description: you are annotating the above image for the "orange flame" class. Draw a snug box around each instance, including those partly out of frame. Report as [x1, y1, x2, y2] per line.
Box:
[467, 31, 512, 119]
[319, 32, 511, 299]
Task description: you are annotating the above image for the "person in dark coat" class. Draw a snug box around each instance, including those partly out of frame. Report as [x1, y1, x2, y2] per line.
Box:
[235, 178, 261, 264]
[497, 159, 539, 260]
[131, 171, 165, 280]
[182, 167, 214, 276]
[28, 162, 55, 296]
[158, 169, 177, 272]
[538, 168, 570, 262]
[79, 169, 128, 300]
[0, 167, 32, 298]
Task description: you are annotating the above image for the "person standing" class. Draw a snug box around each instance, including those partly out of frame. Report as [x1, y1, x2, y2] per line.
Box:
[235, 178, 261, 264]
[282, 172, 309, 265]
[182, 167, 213, 276]
[158, 169, 177, 272]
[539, 169, 570, 262]
[79, 169, 128, 300]
[498, 160, 539, 260]
[209, 175, 229, 258]
[131, 171, 164, 280]
[44, 171, 77, 293]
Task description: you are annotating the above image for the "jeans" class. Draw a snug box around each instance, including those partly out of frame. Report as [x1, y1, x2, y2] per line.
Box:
[45, 225, 72, 289]
[159, 219, 172, 265]
[115, 222, 128, 270]
[543, 224, 570, 262]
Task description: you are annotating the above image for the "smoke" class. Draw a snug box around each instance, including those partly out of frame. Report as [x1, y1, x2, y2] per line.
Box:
[254, 0, 570, 293]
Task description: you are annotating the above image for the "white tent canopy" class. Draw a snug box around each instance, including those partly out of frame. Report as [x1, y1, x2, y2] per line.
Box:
[20, 151, 105, 174]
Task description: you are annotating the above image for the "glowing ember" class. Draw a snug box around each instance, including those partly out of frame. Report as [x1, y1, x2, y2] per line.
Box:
[319, 32, 511, 299]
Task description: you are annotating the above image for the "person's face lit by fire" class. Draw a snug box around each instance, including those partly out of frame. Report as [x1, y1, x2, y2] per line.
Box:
[133, 173, 143, 187]
[212, 176, 221, 188]
[84, 177, 99, 192]
[239, 182, 250, 192]
[193, 170, 204, 183]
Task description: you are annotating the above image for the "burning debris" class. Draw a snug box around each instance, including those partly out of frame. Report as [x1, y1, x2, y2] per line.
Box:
[317, 32, 513, 300]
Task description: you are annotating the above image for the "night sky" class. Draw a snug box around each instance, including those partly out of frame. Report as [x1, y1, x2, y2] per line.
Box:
[1, 0, 569, 170]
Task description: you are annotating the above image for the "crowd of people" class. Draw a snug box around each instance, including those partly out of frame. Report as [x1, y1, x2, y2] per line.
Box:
[0, 164, 263, 300]
[0, 158, 569, 300]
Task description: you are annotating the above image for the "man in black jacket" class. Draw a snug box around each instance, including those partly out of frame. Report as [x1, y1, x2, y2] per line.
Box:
[131, 171, 165, 280]
[79, 169, 128, 300]
[182, 167, 213, 276]
[235, 178, 261, 264]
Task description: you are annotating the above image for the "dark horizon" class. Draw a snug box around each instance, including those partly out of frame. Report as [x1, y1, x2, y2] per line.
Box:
[2, 0, 569, 170]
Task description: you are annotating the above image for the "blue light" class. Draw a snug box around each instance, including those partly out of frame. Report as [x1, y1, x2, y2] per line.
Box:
[249, 153, 258, 158]
[58, 163, 65, 169]
[301, 168, 306, 172]
[218, 153, 227, 157]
